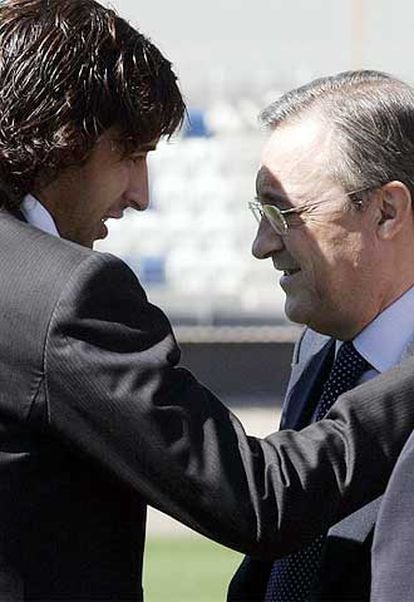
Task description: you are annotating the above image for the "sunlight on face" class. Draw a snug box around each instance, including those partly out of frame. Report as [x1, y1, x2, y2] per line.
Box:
[252, 117, 386, 339]
[36, 131, 157, 248]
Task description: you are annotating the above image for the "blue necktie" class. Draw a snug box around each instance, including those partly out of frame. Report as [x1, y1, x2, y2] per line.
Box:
[265, 341, 370, 602]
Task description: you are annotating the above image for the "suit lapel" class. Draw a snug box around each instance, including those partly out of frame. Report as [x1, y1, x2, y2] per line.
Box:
[280, 337, 335, 430]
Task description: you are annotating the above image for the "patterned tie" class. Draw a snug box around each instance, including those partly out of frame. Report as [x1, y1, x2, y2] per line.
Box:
[265, 341, 370, 602]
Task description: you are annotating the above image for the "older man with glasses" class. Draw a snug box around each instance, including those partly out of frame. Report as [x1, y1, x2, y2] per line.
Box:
[229, 69, 414, 602]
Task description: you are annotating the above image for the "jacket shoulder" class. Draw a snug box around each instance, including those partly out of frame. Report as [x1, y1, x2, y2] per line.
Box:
[0, 212, 136, 420]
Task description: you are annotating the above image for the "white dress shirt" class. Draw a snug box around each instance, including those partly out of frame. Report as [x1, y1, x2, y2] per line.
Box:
[341, 286, 414, 383]
[308, 288, 414, 423]
[21, 194, 60, 238]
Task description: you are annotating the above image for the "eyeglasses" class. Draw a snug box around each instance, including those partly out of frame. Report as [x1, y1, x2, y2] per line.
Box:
[248, 186, 375, 236]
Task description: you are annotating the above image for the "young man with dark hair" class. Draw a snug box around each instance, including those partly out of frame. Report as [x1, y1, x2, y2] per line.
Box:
[0, 3, 413, 600]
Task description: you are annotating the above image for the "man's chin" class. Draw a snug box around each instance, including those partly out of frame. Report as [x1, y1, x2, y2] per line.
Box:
[284, 299, 309, 327]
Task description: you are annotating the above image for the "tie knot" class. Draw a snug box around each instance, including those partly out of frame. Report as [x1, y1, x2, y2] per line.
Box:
[334, 341, 370, 382]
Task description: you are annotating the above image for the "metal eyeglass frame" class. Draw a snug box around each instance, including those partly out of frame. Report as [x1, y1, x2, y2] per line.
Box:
[248, 186, 376, 236]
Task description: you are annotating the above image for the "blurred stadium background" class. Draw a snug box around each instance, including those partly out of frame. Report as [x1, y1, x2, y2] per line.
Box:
[97, 1, 414, 599]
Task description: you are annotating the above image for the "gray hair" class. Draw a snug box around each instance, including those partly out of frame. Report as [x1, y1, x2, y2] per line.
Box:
[261, 70, 414, 196]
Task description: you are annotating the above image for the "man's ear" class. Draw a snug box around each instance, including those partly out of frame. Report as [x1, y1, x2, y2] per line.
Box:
[376, 181, 412, 239]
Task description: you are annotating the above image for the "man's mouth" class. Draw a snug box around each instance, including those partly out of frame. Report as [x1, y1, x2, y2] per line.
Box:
[272, 258, 301, 276]
[96, 208, 127, 240]
[97, 218, 109, 240]
[103, 210, 125, 221]
[283, 268, 301, 276]
[97, 202, 140, 240]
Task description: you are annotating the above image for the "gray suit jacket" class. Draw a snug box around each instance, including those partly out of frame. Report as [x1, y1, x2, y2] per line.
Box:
[2, 211, 414, 601]
[371, 427, 414, 601]
[228, 327, 414, 601]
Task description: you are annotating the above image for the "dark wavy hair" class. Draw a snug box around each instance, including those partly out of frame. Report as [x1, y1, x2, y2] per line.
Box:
[0, 0, 186, 208]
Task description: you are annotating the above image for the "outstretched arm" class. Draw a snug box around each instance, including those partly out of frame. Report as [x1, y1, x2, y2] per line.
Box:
[44, 252, 414, 559]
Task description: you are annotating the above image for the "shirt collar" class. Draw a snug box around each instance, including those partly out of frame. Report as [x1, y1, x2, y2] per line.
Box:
[353, 286, 414, 373]
[21, 194, 60, 238]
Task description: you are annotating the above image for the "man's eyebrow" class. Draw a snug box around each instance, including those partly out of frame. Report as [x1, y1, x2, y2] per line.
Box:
[256, 189, 291, 205]
[256, 172, 290, 204]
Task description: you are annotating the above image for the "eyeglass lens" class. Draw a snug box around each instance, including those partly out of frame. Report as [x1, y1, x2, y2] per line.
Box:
[262, 205, 287, 234]
[249, 202, 288, 234]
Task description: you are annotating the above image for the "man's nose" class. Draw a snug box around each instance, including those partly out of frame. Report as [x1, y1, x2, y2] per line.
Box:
[251, 218, 285, 259]
[127, 158, 150, 210]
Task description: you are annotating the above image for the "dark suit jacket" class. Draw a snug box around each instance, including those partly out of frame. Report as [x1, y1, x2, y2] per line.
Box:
[228, 329, 413, 602]
[371, 428, 414, 602]
[1, 212, 414, 601]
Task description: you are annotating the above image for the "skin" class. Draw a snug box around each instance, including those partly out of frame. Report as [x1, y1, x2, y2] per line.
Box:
[252, 115, 414, 340]
[36, 130, 156, 248]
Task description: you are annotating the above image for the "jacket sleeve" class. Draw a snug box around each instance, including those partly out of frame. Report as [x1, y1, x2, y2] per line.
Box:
[43, 251, 414, 559]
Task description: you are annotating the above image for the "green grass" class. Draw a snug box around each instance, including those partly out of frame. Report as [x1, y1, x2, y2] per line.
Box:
[143, 536, 243, 602]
